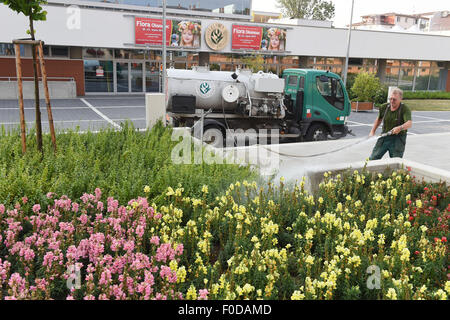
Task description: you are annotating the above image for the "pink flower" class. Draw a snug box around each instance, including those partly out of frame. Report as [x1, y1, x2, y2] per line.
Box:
[0, 204, 5, 215]
[32, 204, 41, 213]
[199, 289, 209, 300]
[150, 236, 160, 246]
[71, 202, 79, 213]
[95, 188, 102, 201]
[123, 240, 135, 252]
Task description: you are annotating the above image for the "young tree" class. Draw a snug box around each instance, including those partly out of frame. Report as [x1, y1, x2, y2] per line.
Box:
[277, 0, 335, 20]
[241, 55, 265, 73]
[1, 0, 48, 152]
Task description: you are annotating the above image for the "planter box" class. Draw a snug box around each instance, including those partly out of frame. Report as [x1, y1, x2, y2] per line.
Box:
[351, 101, 374, 112]
[307, 158, 450, 195]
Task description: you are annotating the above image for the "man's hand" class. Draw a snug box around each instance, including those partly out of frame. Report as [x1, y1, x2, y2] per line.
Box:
[391, 126, 402, 135]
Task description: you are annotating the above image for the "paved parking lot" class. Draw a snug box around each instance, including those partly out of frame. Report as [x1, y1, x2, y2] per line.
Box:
[0, 96, 147, 132]
[1, 96, 450, 139]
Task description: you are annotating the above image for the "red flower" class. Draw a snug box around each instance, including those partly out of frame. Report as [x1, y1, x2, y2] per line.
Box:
[442, 237, 447, 243]
[406, 200, 411, 205]
[408, 216, 414, 221]
[189, 24, 195, 30]
[414, 251, 420, 255]
[434, 237, 441, 243]
[432, 196, 437, 201]
[424, 187, 429, 191]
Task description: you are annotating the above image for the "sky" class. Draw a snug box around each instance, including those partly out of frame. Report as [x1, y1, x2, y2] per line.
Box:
[252, 0, 450, 27]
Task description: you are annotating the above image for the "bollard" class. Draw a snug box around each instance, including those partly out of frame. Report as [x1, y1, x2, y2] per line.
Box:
[145, 93, 166, 129]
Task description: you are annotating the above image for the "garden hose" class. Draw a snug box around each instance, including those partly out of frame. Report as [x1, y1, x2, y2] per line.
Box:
[258, 131, 393, 159]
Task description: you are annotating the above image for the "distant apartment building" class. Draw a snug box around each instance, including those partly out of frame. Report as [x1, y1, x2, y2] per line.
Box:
[351, 12, 430, 32]
[427, 11, 450, 35]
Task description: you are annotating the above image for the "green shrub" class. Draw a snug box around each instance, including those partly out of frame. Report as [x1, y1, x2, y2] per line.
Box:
[0, 122, 258, 207]
[374, 84, 389, 106]
[351, 72, 382, 102]
[345, 73, 358, 99]
[403, 91, 450, 100]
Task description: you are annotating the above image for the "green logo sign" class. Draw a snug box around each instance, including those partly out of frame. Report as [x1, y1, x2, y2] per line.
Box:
[210, 29, 224, 45]
[200, 82, 211, 95]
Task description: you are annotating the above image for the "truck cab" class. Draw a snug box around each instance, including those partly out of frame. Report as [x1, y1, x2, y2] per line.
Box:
[282, 69, 351, 141]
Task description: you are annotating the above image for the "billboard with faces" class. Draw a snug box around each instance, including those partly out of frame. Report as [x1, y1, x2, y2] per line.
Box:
[135, 17, 202, 48]
[232, 25, 287, 51]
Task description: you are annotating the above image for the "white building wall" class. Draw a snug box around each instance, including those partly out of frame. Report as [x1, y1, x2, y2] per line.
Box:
[1, 4, 450, 62]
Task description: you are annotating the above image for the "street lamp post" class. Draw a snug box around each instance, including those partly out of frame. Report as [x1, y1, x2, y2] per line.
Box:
[343, 0, 355, 88]
[162, 0, 167, 95]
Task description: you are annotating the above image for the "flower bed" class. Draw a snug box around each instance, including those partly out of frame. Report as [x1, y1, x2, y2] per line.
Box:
[0, 169, 448, 300]
[0, 122, 257, 207]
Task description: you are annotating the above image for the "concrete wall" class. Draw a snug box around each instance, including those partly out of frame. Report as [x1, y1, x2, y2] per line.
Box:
[1, 4, 450, 62]
[0, 58, 84, 96]
[0, 80, 77, 99]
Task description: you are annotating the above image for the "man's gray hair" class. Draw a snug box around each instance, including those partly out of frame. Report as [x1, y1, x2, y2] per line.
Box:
[390, 87, 403, 99]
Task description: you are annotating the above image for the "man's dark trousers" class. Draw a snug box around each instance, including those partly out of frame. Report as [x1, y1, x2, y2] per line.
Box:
[369, 134, 407, 160]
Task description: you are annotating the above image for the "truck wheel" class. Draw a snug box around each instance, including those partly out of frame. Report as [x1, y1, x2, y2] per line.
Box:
[305, 123, 329, 142]
[202, 126, 225, 148]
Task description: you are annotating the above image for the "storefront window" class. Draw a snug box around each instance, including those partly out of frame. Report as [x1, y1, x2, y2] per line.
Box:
[0, 43, 25, 56]
[114, 49, 145, 59]
[116, 62, 129, 93]
[131, 63, 143, 92]
[146, 62, 160, 92]
[428, 68, 440, 91]
[414, 67, 430, 91]
[385, 67, 400, 86]
[84, 60, 114, 93]
[51, 46, 69, 57]
[83, 48, 114, 59]
[210, 54, 232, 63]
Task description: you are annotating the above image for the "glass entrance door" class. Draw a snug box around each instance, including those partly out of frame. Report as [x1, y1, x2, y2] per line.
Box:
[116, 62, 129, 93]
[146, 62, 160, 92]
[131, 62, 143, 92]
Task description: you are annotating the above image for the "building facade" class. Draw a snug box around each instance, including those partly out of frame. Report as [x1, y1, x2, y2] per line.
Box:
[0, 0, 449, 97]
[352, 13, 430, 32]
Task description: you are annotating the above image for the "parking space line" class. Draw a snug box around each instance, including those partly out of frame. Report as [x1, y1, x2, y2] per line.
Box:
[347, 121, 373, 127]
[80, 98, 121, 129]
[1, 119, 109, 125]
[413, 120, 450, 123]
[96, 106, 144, 109]
[413, 115, 443, 121]
[0, 105, 144, 110]
[0, 107, 90, 110]
[1, 119, 146, 127]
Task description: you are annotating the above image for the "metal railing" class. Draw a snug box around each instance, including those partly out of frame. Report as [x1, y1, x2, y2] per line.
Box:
[0, 76, 75, 82]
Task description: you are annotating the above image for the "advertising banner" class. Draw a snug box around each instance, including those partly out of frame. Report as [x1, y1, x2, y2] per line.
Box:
[232, 25, 287, 52]
[135, 17, 201, 48]
[231, 25, 263, 50]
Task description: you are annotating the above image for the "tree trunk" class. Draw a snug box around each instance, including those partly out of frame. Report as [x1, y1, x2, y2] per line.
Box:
[29, 16, 43, 153]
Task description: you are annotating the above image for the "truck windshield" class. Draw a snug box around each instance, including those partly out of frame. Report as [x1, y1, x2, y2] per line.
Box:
[316, 76, 345, 110]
